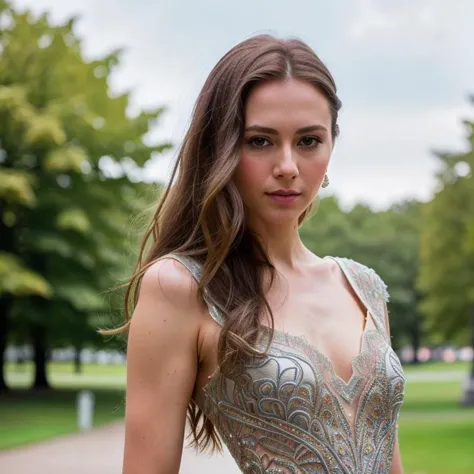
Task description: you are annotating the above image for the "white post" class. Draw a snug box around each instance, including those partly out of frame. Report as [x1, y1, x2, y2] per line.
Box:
[77, 390, 95, 431]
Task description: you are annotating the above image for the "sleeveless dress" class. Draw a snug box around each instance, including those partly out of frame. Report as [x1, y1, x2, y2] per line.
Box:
[166, 255, 406, 474]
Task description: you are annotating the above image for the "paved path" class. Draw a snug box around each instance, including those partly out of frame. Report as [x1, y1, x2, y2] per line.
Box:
[0, 422, 240, 474]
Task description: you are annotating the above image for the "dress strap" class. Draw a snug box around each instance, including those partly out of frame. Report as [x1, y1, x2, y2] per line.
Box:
[158, 254, 225, 327]
[329, 257, 391, 340]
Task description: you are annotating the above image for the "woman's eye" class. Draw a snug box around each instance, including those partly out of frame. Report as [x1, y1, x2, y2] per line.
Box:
[299, 136, 321, 148]
[249, 136, 271, 149]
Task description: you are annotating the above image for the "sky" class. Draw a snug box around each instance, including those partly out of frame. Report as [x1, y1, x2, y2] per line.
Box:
[11, 0, 474, 209]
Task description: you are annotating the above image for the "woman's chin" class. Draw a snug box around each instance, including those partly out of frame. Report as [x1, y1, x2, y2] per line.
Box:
[259, 209, 304, 227]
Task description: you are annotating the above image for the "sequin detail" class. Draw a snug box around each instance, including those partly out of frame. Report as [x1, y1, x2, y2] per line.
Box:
[166, 255, 406, 474]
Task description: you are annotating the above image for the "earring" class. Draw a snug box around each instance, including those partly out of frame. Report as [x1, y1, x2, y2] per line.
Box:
[322, 174, 330, 188]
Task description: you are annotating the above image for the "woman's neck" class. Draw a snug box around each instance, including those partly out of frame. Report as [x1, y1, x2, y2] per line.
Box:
[251, 220, 310, 270]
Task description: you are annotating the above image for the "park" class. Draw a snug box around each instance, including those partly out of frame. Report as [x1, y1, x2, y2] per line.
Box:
[1, 1, 474, 473]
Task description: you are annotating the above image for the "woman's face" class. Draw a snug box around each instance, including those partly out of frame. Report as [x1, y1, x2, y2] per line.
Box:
[234, 78, 334, 228]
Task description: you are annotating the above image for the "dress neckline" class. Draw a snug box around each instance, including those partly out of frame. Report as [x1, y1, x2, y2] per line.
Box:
[201, 256, 386, 398]
[255, 255, 381, 386]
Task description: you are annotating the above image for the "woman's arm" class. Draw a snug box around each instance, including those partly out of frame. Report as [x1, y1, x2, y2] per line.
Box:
[390, 437, 404, 473]
[122, 259, 203, 474]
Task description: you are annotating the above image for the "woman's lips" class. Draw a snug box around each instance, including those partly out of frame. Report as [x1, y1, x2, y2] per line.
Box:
[266, 191, 301, 203]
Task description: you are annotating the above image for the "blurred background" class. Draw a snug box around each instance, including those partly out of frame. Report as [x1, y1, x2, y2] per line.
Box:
[0, 0, 473, 473]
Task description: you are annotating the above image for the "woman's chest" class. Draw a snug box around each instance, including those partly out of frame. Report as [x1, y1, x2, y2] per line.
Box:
[264, 281, 371, 383]
[213, 329, 403, 405]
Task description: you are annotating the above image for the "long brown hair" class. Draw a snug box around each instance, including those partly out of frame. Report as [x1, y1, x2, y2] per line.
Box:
[104, 34, 341, 451]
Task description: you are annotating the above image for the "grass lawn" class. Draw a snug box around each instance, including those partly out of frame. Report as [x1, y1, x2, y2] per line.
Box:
[403, 380, 469, 413]
[29, 361, 127, 376]
[1, 361, 126, 450]
[399, 376, 474, 473]
[400, 417, 474, 474]
[2, 361, 474, 473]
[0, 388, 125, 450]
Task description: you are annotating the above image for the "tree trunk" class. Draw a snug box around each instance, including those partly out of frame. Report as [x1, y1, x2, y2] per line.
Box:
[460, 305, 474, 406]
[0, 297, 11, 393]
[74, 346, 82, 374]
[32, 324, 50, 390]
[410, 312, 421, 365]
[0, 200, 14, 393]
[410, 293, 423, 365]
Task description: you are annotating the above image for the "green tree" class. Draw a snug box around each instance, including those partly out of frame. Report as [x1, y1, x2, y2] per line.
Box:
[300, 195, 353, 258]
[0, 1, 170, 390]
[419, 100, 474, 404]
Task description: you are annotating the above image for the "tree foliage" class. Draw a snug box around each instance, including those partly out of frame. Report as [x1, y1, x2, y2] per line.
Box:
[418, 100, 474, 402]
[418, 102, 474, 344]
[0, 0, 170, 389]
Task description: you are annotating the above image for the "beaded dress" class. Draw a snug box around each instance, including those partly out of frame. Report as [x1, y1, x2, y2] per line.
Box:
[168, 255, 405, 474]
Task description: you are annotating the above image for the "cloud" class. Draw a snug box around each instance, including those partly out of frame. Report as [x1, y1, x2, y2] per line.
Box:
[331, 101, 474, 208]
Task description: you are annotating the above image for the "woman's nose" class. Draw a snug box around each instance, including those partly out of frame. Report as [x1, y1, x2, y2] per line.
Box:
[274, 147, 299, 179]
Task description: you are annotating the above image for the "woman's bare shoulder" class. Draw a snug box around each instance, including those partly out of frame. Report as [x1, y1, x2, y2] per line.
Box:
[128, 256, 208, 345]
[139, 257, 202, 311]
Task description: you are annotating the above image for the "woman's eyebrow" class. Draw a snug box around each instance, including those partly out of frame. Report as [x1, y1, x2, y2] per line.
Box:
[244, 124, 327, 134]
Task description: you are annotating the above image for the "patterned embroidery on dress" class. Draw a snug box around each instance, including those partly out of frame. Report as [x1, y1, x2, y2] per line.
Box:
[203, 328, 405, 474]
[265, 329, 374, 405]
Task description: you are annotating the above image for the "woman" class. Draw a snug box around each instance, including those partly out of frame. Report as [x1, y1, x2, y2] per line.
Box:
[118, 35, 406, 473]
